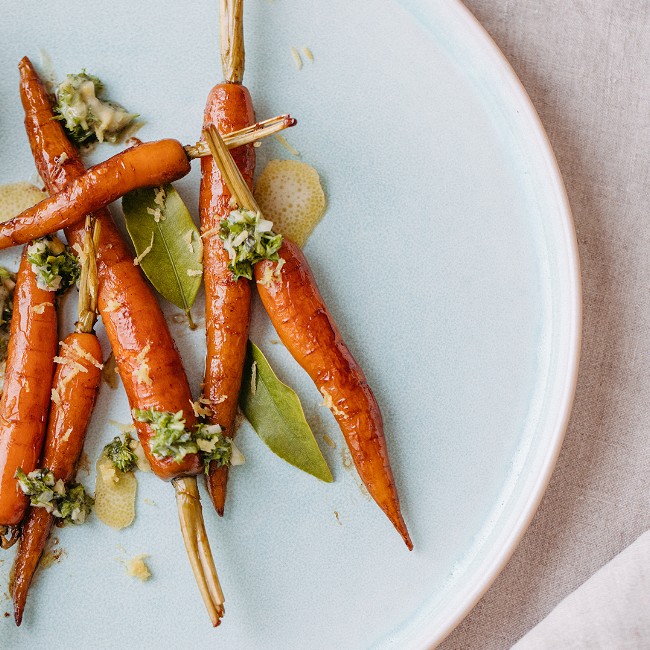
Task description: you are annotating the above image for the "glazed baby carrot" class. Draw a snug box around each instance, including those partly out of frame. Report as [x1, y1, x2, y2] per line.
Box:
[0, 107, 294, 251]
[0, 139, 190, 249]
[0, 252, 58, 533]
[19, 57, 225, 624]
[204, 126, 412, 549]
[11, 223, 102, 626]
[201, 0, 256, 515]
[256, 242, 412, 549]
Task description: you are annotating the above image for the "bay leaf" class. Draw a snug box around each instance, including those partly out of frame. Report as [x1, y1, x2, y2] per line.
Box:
[240, 341, 333, 483]
[122, 184, 202, 315]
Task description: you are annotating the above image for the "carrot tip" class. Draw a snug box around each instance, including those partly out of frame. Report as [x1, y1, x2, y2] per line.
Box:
[386, 511, 413, 550]
[397, 522, 413, 551]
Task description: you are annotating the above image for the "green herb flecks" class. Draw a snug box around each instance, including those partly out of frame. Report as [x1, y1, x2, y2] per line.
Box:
[133, 409, 194, 462]
[54, 71, 137, 144]
[239, 342, 332, 482]
[220, 209, 283, 280]
[123, 185, 202, 323]
[27, 236, 80, 293]
[103, 433, 139, 473]
[134, 408, 232, 467]
[15, 467, 93, 524]
[195, 423, 231, 470]
[56, 483, 94, 524]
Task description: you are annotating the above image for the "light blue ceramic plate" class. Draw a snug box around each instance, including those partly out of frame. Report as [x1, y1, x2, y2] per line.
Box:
[0, 0, 580, 647]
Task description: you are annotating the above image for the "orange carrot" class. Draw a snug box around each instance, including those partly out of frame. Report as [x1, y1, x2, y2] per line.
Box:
[0, 252, 57, 528]
[256, 242, 412, 548]
[0, 139, 191, 250]
[201, 0, 256, 515]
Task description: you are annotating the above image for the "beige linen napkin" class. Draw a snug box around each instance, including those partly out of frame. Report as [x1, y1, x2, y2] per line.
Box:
[513, 531, 650, 649]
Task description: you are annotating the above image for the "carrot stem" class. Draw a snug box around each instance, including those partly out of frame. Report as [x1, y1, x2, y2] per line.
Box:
[220, 0, 245, 83]
[203, 125, 259, 212]
[185, 114, 296, 159]
[173, 477, 225, 626]
[75, 217, 100, 334]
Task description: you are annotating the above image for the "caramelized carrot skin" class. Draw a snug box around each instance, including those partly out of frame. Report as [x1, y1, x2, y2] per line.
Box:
[0, 138, 191, 249]
[255, 240, 412, 548]
[19, 57, 200, 479]
[11, 332, 102, 625]
[41, 333, 102, 479]
[10, 507, 51, 625]
[201, 83, 255, 514]
[0, 253, 58, 527]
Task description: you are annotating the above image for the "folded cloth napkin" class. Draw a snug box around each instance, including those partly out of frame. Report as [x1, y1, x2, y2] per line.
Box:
[513, 530, 650, 649]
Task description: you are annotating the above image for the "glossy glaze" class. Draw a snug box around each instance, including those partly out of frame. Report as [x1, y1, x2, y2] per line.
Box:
[200, 83, 255, 514]
[0, 136, 191, 249]
[11, 331, 102, 624]
[255, 240, 411, 548]
[19, 57, 200, 479]
[0, 252, 58, 526]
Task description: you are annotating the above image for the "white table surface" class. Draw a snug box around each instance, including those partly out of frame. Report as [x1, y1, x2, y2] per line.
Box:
[441, 1, 650, 647]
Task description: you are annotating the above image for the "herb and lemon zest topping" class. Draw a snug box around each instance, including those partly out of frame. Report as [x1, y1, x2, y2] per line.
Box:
[133, 409, 193, 462]
[27, 236, 80, 293]
[54, 71, 138, 144]
[195, 423, 231, 470]
[15, 467, 93, 524]
[133, 408, 232, 466]
[220, 208, 283, 280]
[103, 433, 139, 473]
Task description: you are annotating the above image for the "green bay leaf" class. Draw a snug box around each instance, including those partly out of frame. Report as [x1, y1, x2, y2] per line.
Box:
[122, 184, 202, 314]
[240, 341, 333, 483]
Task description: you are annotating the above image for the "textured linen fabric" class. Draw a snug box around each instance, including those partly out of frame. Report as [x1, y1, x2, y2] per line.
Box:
[513, 531, 650, 649]
[440, 1, 650, 648]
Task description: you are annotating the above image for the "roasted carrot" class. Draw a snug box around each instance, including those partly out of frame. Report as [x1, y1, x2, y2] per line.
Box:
[0, 139, 191, 249]
[0, 252, 57, 530]
[19, 57, 225, 624]
[11, 223, 103, 626]
[201, 0, 255, 515]
[256, 242, 412, 548]
[204, 127, 412, 549]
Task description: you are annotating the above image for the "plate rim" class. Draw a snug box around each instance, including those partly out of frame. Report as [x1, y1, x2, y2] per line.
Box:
[403, 1, 582, 647]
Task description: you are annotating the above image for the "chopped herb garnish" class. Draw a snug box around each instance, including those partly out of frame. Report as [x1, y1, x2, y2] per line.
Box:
[15, 467, 93, 524]
[103, 433, 139, 473]
[195, 423, 231, 470]
[54, 71, 137, 144]
[220, 208, 283, 280]
[133, 408, 196, 462]
[133, 408, 232, 466]
[27, 236, 80, 293]
[56, 483, 94, 524]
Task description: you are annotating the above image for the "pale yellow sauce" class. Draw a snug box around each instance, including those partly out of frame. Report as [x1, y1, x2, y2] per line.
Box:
[94, 454, 137, 529]
[254, 160, 326, 247]
[0, 182, 46, 223]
